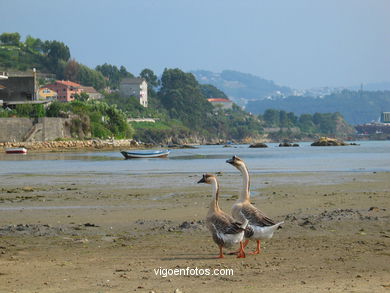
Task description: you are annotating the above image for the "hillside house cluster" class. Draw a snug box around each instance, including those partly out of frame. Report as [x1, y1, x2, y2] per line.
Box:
[42, 80, 103, 102]
[1, 70, 150, 108]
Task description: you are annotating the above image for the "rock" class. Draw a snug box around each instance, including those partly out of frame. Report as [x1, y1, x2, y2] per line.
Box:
[279, 142, 299, 147]
[83, 223, 99, 227]
[249, 142, 268, 148]
[311, 137, 348, 146]
[174, 289, 183, 293]
[179, 221, 191, 229]
[21, 186, 34, 192]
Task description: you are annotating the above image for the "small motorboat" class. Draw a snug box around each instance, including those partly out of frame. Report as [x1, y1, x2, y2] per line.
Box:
[121, 149, 170, 159]
[5, 147, 28, 154]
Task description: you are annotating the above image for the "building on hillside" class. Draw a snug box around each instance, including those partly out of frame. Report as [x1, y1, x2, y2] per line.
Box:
[381, 112, 390, 123]
[38, 87, 58, 100]
[207, 98, 233, 110]
[0, 71, 37, 103]
[355, 111, 390, 136]
[79, 86, 103, 100]
[44, 81, 102, 102]
[0, 72, 8, 79]
[119, 78, 148, 107]
[45, 80, 82, 102]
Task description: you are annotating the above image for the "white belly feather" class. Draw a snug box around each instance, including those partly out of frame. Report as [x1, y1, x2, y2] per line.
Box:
[216, 229, 245, 248]
[248, 221, 284, 240]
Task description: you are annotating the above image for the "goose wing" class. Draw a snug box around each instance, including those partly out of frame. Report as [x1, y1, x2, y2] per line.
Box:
[208, 213, 245, 235]
[241, 203, 276, 227]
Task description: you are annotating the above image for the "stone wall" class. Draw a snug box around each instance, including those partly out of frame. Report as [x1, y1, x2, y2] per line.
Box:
[0, 139, 138, 151]
[0, 117, 72, 142]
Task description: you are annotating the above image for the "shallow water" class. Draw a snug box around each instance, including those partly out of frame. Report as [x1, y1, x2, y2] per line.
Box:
[0, 141, 389, 175]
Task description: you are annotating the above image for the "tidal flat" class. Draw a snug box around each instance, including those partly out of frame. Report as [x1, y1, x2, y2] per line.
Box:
[0, 171, 389, 292]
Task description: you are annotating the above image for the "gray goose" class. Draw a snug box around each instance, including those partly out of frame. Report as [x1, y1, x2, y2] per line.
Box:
[226, 156, 284, 254]
[197, 174, 248, 258]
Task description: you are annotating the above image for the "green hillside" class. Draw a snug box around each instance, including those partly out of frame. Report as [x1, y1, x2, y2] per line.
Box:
[0, 32, 354, 142]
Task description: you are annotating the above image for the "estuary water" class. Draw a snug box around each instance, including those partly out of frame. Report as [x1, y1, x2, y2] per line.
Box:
[0, 141, 389, 176]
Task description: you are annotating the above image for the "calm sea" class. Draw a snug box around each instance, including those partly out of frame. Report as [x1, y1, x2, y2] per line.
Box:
[0, 141, 390, 176]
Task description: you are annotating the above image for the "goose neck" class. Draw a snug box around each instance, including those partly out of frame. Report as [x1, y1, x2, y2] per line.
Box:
[209, 178, 221, 213]
[238, 164, 250, 202]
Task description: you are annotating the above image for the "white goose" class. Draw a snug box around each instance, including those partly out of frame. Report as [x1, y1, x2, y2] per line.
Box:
[197, 174, 248, 258]
[226, 156, 284, 254]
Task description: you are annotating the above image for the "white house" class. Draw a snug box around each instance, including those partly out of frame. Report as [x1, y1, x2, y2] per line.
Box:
[119, 78, 148, 107]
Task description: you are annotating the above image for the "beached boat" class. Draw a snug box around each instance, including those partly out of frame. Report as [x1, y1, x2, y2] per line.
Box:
[5, 147, 27, 154]
[120, 149, 170, 159]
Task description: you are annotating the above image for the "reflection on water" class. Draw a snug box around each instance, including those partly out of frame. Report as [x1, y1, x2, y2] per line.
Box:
[1, 141, 390, 175]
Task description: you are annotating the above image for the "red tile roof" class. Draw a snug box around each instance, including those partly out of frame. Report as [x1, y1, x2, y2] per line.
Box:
[56, 80, 81, 87]
[208, 98, 231, 103]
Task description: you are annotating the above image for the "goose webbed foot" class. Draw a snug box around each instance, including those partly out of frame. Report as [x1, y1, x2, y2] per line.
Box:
[236, 241, 246, 258]
[227, 239, 249, 255]
[248, 240, 262, 255]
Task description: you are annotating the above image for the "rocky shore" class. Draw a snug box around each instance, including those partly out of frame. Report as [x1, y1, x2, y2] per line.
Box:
[0, 139, 143, 152]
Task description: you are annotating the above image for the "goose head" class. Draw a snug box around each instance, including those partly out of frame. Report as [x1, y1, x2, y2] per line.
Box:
[197, 174, 216, 184]
[226, 155, 246, 169]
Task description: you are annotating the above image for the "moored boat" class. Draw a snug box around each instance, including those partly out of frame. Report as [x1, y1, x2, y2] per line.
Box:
[120, 149, 170, 159]
[5, 147, 28, 154]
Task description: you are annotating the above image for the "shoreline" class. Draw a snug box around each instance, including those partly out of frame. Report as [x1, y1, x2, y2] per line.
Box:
[1, 137, 385, 153]
[0, 139, 146, 152]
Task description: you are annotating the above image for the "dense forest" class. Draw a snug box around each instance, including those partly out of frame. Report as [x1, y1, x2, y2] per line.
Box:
[0, 33, 354, 143]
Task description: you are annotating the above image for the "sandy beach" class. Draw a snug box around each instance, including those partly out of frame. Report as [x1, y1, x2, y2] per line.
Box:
[0, 170, 389, 293]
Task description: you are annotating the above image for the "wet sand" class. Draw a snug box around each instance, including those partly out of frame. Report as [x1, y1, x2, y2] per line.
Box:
[0, 171, 389, 292]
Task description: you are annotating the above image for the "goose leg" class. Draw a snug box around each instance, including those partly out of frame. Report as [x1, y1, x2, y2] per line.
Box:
[249, 240, 261, 255]
[243, 239, 250, 248]
[236, 241, 246, 258]
[217, 245, 224, 258]
[227, 239, 249, 255]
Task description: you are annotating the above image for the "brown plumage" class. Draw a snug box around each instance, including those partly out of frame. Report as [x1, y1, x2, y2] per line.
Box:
[197, 174, 247, 258]
[226, 156, 283, 254]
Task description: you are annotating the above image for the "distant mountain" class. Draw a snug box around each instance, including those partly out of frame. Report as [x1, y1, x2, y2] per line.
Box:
[191, 70, 293, 106]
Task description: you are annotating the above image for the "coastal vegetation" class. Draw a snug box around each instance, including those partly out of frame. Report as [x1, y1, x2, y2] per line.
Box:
[1, 33, 354, 143]
[260, 109, 355, 140]
[248, 90, 390, 125]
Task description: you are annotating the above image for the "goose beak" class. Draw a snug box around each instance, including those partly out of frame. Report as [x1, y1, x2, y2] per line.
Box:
[226, 157, 235, 165]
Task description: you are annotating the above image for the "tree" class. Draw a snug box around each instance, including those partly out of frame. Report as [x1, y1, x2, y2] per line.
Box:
[158, 68, 212, 129]
[64, 59, 80, 82]
[14, 104, 45, 118]
[140, 68, 159, 88]
[77, 64, 106, 90]
[119, 65, 133, 79]
[200, 84, 227, 99]
[298, 114, 315, 133]
[45, 40, 70, 62]
[0, 32, 20, 46]
[279, 110, 288, 127]
[263, 109, 280, 127]
[73, 92, 89, 102]
[96, 63, 134, 89]
[25, 35, 44, 53]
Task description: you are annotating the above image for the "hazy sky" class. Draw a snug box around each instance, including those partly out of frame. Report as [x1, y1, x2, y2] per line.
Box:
[1, 0, 389, 89]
